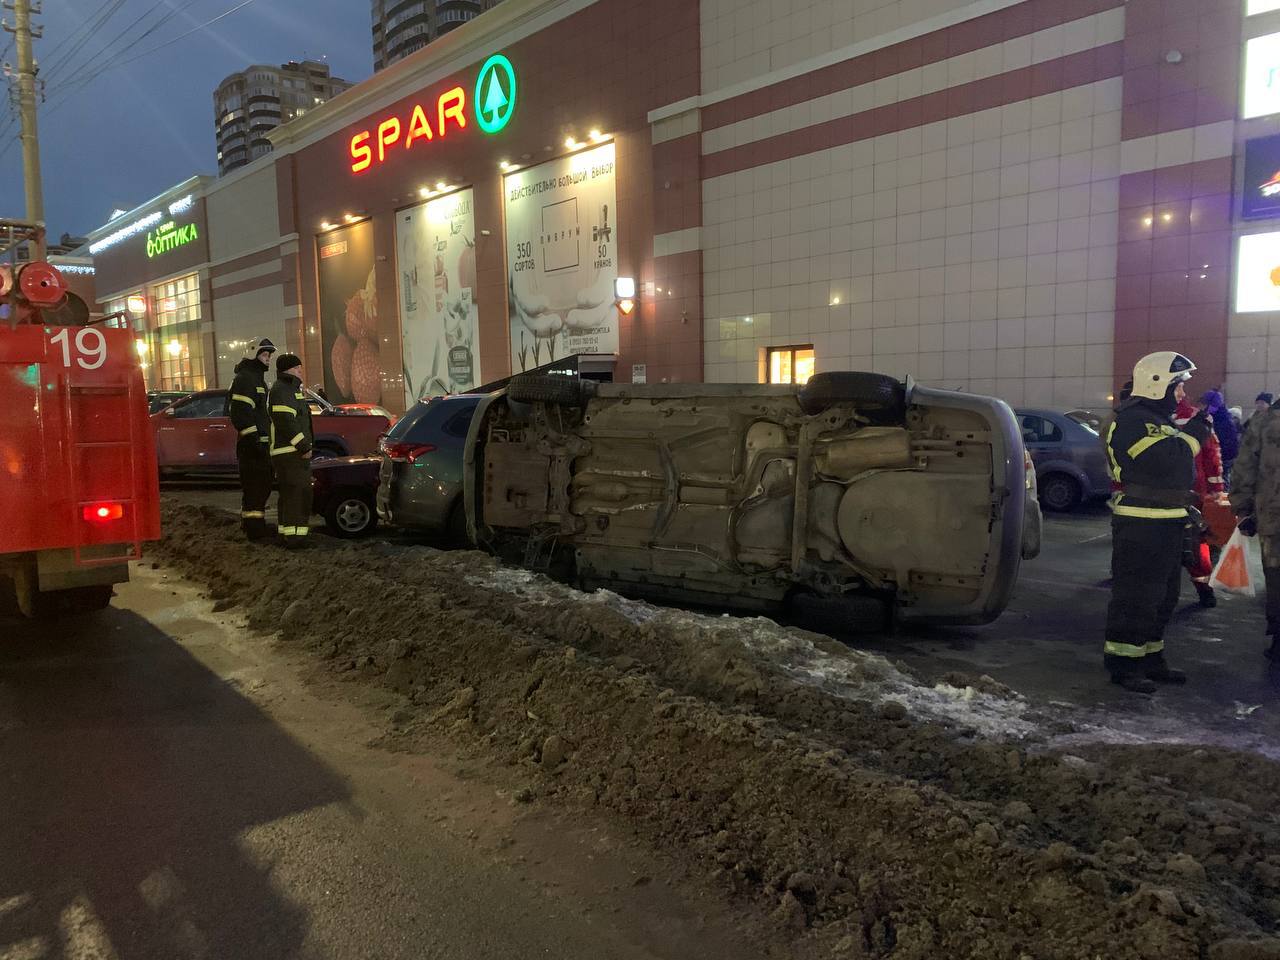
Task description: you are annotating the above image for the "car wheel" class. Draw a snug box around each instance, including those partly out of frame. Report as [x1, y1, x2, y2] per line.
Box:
[325, 491, 377, 538]
[507, 373, 596, 406]
[1039, 473, 1082, 512]
[798, 372, 906, 418]
[446, 500, 470, 548]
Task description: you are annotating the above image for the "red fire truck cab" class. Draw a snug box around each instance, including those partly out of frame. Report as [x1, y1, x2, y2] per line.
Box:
[0, 223, 160, 617]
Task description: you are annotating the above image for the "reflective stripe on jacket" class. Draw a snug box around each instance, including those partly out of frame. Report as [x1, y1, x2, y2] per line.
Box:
[1106, 397, 1200, 520]
[226, 357, 271, 442]
[268, 373, 314, 456]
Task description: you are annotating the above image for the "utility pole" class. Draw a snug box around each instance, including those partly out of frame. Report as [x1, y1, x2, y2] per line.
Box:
[4, 0, 43, 258]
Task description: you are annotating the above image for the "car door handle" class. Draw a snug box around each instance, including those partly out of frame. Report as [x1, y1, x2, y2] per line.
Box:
[207, 423, 228, 430]
[159, 427, 175, 432]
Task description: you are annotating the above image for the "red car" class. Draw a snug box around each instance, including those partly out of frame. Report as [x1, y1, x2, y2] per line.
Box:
[152, 388, 391, 476]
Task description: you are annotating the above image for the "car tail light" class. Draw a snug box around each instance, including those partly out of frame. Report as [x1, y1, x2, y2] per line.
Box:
[83, 502, 125, 523]
[381, 440, 437, 465]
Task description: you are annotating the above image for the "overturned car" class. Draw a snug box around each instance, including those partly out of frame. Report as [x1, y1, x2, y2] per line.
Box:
[463, 372, 1033, 628]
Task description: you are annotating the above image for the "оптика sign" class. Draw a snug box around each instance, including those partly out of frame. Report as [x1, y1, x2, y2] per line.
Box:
[349, 51, 517, 174]
[146, 219, 199, 259]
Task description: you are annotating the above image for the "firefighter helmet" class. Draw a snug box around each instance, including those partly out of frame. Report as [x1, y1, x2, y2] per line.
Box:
[248, 337, 277, 358]
[1130, 352, 1195, 401]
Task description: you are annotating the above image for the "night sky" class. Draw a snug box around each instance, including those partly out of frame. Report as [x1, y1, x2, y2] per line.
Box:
[0, 0, 372, 239]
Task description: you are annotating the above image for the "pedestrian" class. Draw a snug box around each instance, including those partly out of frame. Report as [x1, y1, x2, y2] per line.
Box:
[225, 337, 276, 541]
[1174, 396, 1226, 608]
[1256, 393, 1274, 419]
[1201, 390, 1239, 483]
[1230, 393, 1280, 661]
[269, 353, 314, 548]
[1104, 352, 1210, 693]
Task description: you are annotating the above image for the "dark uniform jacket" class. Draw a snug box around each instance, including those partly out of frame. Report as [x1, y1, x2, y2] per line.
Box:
[1231, 403, 1280, 537]
[1106, 397, 1205, 519]
[226, 357, 271, 444]
[269, 373, 314, 457]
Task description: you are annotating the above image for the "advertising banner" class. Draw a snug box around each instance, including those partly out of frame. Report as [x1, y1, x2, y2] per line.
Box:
[1243, 133, 1280, 221]
[317, 220, 381, 403]
[504, 142, 617, 373]
[1244, 31, 1280, 120]
[395, 189, 479, 404]
[1235, 232, 1280, 313]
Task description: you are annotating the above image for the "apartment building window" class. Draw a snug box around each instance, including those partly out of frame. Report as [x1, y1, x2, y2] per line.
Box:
[766, 345, 816, 385]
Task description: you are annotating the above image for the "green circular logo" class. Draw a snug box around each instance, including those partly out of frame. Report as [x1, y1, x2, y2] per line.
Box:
[474, 53, 516, 135]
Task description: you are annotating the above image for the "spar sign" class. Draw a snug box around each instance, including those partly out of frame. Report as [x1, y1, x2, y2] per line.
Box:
[349, 53, 517, 174]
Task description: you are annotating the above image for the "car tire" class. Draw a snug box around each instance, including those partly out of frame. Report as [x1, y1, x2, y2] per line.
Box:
[324, 490, 378, 538]
[798, 372, 906, 418]
[507, 374, 595, 407]
[446, 500, 470, 548]
[1039, 473, 1082, 512]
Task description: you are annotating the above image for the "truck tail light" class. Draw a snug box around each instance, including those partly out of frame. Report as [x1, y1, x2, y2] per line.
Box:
[381, 441, 437, 465]
[84, 502, 125, 523]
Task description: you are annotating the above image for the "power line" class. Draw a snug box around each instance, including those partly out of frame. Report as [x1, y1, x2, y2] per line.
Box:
[44, 0, 210, 93]
[44, 0, 259, 105]
[37, 0, 130, 90]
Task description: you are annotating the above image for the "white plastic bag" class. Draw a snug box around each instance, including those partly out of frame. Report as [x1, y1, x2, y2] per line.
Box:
[1209, 528, 1263, 597]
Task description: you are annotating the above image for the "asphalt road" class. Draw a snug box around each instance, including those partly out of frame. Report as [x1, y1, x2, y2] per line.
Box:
[0, 565, 767, 960]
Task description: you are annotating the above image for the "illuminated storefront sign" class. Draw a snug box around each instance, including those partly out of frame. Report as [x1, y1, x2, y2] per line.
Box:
[1244, 31, 1280, 119]
[349, 52, 517, 174]
[1235, 232, 1280, 312]
[146, 219, 199, 258]
[89, 194, 196, 255]
[1243, 133, 1280, 220]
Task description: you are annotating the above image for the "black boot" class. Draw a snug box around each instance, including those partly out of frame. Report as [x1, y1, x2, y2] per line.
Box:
[244, 518, 269, 542]
[1111, 671, 1157, 694]
[1145, 654, 1188, 684]
[1194, 582, 1217, 608]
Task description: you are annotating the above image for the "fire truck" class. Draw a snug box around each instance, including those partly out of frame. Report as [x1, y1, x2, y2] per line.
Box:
[0, 220, 160, 617]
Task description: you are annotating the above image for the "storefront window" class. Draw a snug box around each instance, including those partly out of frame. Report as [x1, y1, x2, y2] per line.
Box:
[767, 345, 815, 385]
[106, 291, 156, 388]
[148, 273, 206, 391]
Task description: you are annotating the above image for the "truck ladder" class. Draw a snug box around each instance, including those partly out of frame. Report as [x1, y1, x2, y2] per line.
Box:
[62, 373, 144, 567]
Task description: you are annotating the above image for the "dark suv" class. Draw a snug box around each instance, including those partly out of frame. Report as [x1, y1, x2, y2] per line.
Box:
[376, 394, 481, 539]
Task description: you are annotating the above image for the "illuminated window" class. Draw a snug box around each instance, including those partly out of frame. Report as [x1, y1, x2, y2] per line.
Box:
[107, 292, 157, 387]
[767, 345, 816, 385]
[1244, 31, 1280, 118]
[148, 273, 207, 391]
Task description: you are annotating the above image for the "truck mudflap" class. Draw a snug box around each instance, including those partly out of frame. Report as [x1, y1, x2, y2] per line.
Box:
[891, 384, 1026, 626]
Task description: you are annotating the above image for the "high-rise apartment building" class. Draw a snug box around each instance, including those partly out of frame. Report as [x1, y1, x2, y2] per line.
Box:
[214, 60, 353, 175]
[371, 0, 501, 72]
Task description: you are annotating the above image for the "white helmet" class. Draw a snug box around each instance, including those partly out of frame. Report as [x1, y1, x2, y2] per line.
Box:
[247, 337, 277, 359]
[1130, 351, 1195, 401]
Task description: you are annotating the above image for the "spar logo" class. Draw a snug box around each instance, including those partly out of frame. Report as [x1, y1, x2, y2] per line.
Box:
[350, 52, 518, 174]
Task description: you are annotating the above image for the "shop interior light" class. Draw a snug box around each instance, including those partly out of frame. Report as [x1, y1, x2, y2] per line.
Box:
[419, 187, 431, 198]
[135, 340, 148, 356]
[499, 160, 512, 171]
[564, 136, 578, 150]
[166, 340, 182, 357]
[435, 181, 447, 191]
[321, 220, 333, 230]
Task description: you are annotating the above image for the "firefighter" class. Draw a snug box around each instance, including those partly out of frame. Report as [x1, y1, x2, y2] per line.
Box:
[1105, 352, 1211, 693]
[269, 353, 314, 548]
[225, 337, 276, 541]
[1230, 394, 1280, 660]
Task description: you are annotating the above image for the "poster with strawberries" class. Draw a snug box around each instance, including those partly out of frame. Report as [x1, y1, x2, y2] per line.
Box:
[395, 188, 479, 405]
[503, 142, 617, 373]
[317, 220, 381, 404]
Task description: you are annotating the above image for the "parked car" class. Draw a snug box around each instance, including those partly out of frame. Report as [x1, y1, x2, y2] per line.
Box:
[376, 394, 481, 539]
[1014, 408, 1112, 511]
[337, 402, 397, 426]
[147, 390, 189, 414]
[312, 456, 380, 538]
[463, 372, 1030, 628]
[152, 388, 391, 476]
